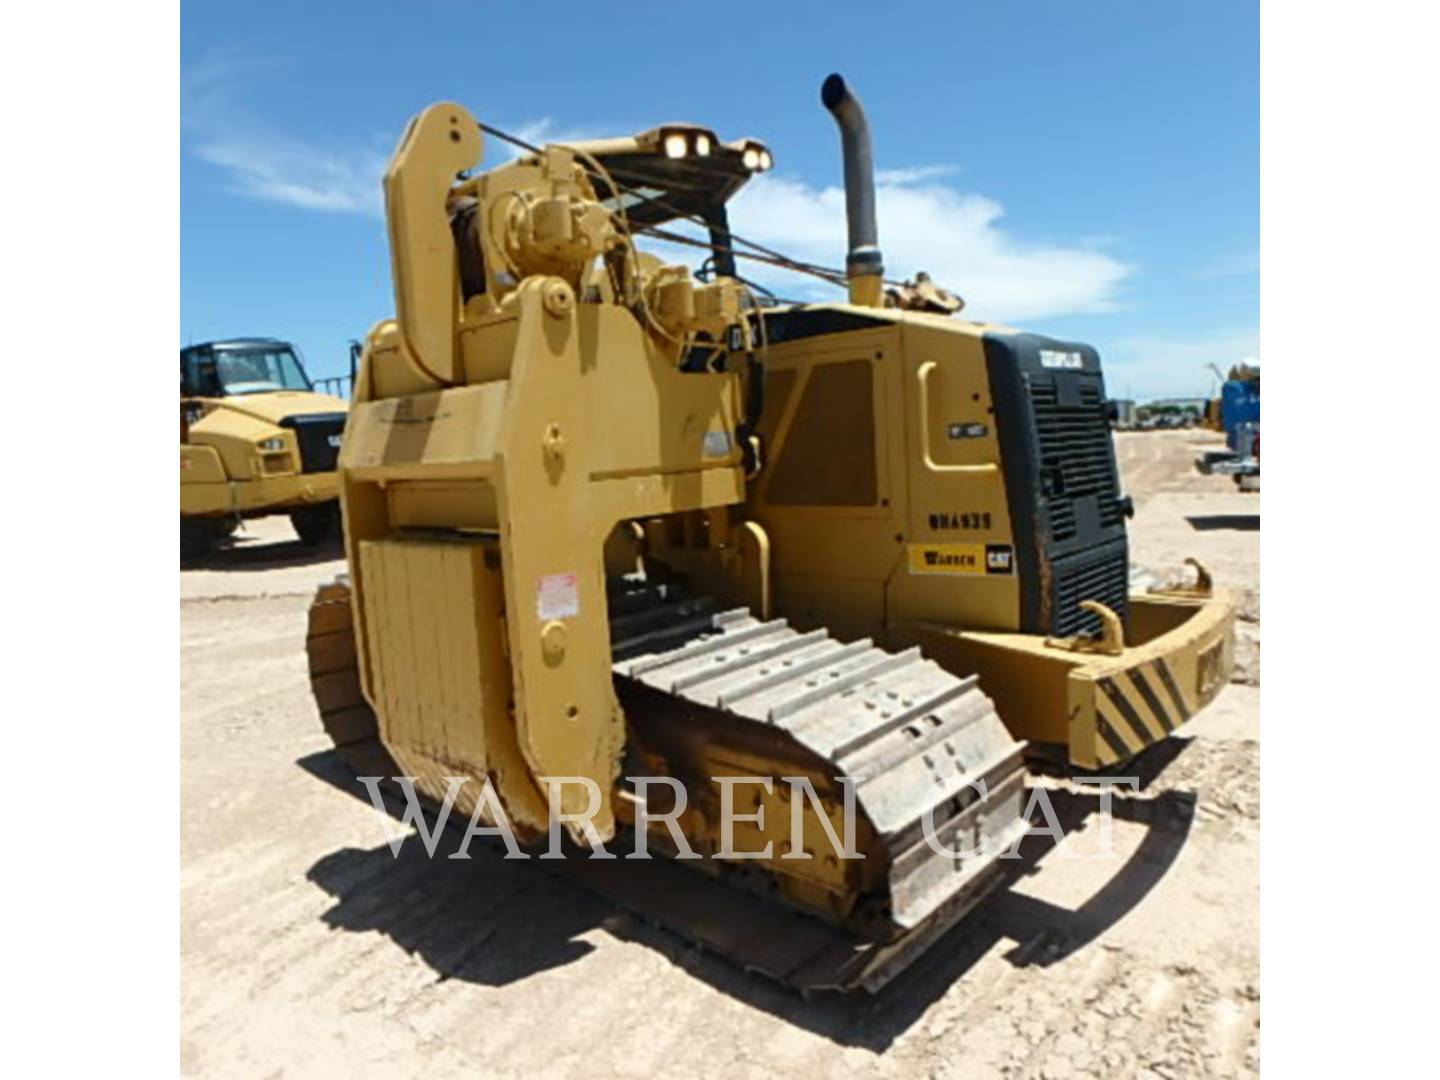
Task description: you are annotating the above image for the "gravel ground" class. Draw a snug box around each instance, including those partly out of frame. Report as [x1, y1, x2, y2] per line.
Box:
[180, 428, 1259, 1078]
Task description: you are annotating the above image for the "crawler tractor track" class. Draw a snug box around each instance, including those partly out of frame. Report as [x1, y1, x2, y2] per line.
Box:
[307, 577, 1030, 993]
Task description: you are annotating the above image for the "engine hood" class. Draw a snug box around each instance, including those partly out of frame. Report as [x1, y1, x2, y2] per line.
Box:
[208, 390, 349, 425]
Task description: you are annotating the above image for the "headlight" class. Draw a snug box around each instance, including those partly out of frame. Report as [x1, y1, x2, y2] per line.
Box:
[694, 133, 712, 157]
[258, 437, 285, 452]
[742, 147, 760, 170]
[757, 149, 773, 171]
[663, 132, 688, 159]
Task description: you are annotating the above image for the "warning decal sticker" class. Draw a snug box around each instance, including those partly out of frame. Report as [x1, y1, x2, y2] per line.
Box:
[537, 572, 580, 620]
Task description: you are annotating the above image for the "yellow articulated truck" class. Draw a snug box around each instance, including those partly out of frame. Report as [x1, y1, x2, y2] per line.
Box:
[180, 338, 348, 560]
[304, 75, 1237, 992]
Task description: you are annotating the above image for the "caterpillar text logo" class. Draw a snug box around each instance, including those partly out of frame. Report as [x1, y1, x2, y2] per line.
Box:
[1039, 349, 1085, 370]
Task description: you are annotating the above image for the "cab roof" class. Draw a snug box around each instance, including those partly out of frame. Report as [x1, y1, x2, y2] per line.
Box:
[182, 337, 293, 354]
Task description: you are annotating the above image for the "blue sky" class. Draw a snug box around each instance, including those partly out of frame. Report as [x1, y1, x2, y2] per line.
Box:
[181, 1, 1257, 399]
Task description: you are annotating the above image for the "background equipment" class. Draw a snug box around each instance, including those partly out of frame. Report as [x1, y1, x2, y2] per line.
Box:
[180, 338, 349, 559]
[1198, 364, 1260, 490]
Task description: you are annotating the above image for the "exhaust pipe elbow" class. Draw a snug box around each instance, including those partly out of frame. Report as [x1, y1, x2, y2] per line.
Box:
[821, 73, 884, 297]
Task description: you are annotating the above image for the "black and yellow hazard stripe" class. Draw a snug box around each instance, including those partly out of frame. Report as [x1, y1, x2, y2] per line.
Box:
[1149, 657, 1191, 725]
[1092, 708, 1134, 766]
[1090, 658, 1193, 766]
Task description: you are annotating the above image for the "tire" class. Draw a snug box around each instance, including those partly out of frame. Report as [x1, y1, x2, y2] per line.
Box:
[181, 518, 217, 562]
[290, 502, 342, 547]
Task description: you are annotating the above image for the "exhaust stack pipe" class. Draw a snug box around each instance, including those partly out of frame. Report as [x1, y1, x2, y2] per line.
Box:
[821, 73, 884, 308]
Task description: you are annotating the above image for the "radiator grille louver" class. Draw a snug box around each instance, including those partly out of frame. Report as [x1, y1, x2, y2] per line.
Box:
[1028, 379, 1123, 542]
[280, 413, 346, 475]
[983, 333, 1131, 640]
[1024, 374, 1128, 637]
[1049, 543, 1130, 637]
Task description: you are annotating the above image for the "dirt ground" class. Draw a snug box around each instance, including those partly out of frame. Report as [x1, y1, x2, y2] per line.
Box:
[180, 427, 1259, 1078]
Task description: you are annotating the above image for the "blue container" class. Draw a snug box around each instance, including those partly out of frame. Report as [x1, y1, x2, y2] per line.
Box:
[1222, 380, 1260, 451]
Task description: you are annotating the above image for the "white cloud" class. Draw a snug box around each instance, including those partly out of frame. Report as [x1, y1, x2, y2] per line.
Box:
[183, 64, 602, 219]
[184, 52, 391, 217]
[1102, 328, 1260, 400]
[182, 57, 1129, 323]
[714, 171, 1132, 323]
[875, 164, 958, 185]
[186, 117, 601, 217]
[503, 119, 610, 159]
[191, 134, 389, 216]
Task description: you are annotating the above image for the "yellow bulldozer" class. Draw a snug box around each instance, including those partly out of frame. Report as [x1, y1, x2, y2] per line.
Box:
[180, 338, 349, 559]
[305, 75, 1236, 992]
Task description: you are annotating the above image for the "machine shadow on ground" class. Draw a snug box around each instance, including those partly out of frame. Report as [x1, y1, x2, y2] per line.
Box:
[181, 537, 343, 572]
[1186, 514, 1260, 532]
[297, 739, 1195, 1052]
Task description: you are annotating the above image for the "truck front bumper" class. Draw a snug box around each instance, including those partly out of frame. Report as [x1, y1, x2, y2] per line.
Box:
[181, 471, 340, 519]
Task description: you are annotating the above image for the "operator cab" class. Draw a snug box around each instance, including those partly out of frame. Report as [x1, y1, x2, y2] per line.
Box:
[181, 338, 314, 398]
